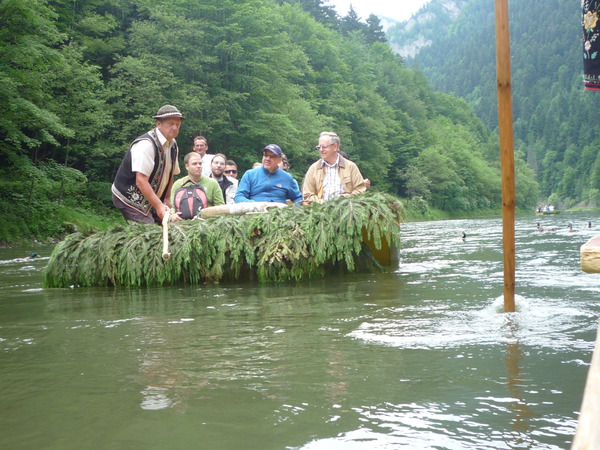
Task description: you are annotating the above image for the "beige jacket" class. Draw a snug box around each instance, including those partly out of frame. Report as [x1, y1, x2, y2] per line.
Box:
[302, 156, 366, 204]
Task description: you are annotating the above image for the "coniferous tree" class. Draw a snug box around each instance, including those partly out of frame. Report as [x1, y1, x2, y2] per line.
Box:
[366, 14, 387, 44]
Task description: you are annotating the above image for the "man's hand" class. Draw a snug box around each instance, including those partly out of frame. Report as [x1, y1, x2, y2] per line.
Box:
[156, 204, 169, 221]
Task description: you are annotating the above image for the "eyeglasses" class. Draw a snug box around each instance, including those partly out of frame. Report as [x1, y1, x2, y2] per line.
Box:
[316, 144, 334, 150]
[224, 169, 237, 174]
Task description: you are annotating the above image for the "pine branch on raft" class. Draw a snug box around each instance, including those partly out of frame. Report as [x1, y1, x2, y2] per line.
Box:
[43, 192, 404, 287]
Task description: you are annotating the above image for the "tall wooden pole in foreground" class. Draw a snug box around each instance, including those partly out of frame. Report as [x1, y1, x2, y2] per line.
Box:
[494, 0, 516, 312]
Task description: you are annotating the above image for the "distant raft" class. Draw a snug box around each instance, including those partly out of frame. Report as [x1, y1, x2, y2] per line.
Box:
[43, 192, 404, 287]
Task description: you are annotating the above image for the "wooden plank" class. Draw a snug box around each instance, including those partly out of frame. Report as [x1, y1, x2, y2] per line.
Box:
[572, 321, 600, 449]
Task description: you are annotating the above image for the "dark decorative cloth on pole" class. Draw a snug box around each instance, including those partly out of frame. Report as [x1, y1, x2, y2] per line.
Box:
[583, 1, 600, 90]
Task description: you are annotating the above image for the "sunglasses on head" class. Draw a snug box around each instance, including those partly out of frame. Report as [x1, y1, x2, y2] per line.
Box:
[224, 169, 237, 174]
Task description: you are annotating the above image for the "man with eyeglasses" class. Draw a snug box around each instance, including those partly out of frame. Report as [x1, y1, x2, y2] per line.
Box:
[225, 160, 238, 179]
[235, 144, 302, 204]
[210, 153, 238, 204]
[302, 131, 366, 204]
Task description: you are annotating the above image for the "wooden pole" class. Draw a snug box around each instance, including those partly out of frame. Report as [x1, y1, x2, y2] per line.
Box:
[162, 212, 170, 261]
[494, 0, 516, 312]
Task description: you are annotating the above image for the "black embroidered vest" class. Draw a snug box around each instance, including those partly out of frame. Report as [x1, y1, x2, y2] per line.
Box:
[112, 129, 178, 215]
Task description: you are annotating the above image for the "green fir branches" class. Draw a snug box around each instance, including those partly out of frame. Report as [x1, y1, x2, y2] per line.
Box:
[43, 192, 404, 287]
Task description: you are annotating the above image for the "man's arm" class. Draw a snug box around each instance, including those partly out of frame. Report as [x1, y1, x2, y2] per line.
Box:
[136, 172, 170, 221]
[225, 178, 238, 204]
[344, 164, 367, 196]
[288, 178, 303, 205]
[234, 173, 252, 202]
[210, 183, 225, 206]
[301, 165, 320, 204]
[164, 178, 175, 209]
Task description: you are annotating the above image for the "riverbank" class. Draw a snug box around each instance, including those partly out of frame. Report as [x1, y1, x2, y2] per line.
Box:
[0, 204, 123, 248]
[0, 192, 542, 247]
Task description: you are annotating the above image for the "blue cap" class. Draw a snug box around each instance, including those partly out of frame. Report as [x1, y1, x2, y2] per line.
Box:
[262, 144, 283, 157]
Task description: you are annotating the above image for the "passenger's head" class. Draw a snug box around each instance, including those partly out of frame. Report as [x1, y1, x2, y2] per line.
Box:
[183, 152, 203, 180]
[261, 144, 283, 174]
[211, 153, 227, 178]
[317, 131, 340, 165]
[278, 154, 290, 171]
[225, 160, 238, 178]
[153, 105, 184, 141]
[192, 135, 208, 155]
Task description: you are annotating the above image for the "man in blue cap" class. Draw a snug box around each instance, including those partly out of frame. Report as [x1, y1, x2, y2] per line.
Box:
[234, 144, 302, 204]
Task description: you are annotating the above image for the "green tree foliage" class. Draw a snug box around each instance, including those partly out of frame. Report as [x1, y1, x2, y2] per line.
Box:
[413, 118, 501, 210]
[0, 0, 71, 154]
[279, 0, 338, 29]
[396, 0, 598, 208]
[366, 14, 387, 45]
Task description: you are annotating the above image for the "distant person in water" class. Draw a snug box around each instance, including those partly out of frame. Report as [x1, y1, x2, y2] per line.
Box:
[10, 253, 38, 263]
[112, 105, 183, 224]
[302, 131, 367, 204]
[235, 144, 302, 204]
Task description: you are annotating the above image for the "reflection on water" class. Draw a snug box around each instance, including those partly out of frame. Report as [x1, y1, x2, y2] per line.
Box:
[1, 211, 600, 449]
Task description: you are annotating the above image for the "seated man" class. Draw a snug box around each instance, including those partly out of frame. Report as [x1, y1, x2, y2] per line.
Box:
[210, 153, 238, 204]
[278, 153, 290, 171]
[225, 160, 238, 179]
[302, 131, 366, 203]
[235, 144, 302, 204]
[171, 152, 224, 218]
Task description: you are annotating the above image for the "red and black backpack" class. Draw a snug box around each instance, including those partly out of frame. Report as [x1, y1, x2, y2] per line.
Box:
[174, 184, 208, 219]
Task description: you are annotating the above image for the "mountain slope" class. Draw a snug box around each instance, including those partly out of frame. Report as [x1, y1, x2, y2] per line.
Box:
[388, 0, 600, 206]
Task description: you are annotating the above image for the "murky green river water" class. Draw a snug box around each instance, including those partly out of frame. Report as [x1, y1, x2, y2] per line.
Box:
[1, 211, 600, 449]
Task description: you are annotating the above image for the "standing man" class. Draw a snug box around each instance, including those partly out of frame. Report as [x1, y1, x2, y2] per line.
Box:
[112, 105, 184, 223]
[192, 135, 214, 177]
[171, 152, 224, 211]
[302, 131, 366, 204]
[210, 153, 238, 204]
[235, 144, 302, 204]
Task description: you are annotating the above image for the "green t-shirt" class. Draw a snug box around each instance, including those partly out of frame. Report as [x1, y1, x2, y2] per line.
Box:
[171, 175, 225, 208]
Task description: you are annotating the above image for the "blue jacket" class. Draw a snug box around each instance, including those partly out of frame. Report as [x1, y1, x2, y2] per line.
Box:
[235, 167, 302, 204]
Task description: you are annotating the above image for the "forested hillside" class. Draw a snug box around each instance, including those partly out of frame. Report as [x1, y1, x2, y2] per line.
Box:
[0, 0, 536, 242]
[389, 0, 600, 209]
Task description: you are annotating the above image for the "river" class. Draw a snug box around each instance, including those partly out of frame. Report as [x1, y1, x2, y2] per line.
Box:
[1, 211, 599, 449]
